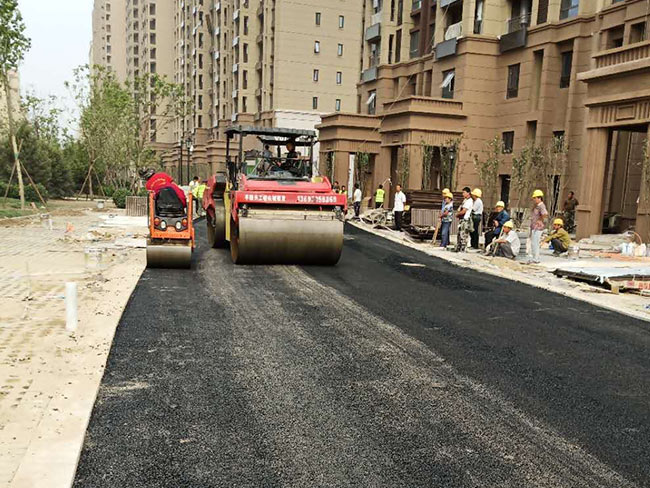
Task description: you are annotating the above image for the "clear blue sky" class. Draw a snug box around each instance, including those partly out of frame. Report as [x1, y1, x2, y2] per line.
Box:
[18, 0, 93, 128]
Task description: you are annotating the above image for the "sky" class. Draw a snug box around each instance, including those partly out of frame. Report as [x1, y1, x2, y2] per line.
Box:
[18, 0, 93, 129]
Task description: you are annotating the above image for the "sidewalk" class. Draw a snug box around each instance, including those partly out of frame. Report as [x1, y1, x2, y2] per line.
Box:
[348, 220, 650, 323]
[0, 202, 147, 487]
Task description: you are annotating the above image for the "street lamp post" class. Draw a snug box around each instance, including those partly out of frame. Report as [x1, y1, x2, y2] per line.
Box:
[178, 138, 183, 183]
[185, 137, 193, 184]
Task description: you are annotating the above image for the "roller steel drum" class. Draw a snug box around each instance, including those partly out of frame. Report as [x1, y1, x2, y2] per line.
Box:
[146, 243, 192, 269]
[207, 201, 227, 248]
[231, 209, 344, 265]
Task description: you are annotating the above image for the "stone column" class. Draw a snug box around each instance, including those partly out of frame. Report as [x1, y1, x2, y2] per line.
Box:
[576, 127, 609, 239]
[635, 127, 650, 242]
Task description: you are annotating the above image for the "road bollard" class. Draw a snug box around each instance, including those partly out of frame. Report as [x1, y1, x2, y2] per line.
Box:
[65, 282, 78, 332]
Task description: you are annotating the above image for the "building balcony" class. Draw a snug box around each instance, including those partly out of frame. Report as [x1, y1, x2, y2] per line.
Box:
[233, 9, 240, 21]
[578, 40, 650, 83]
[256, 33, 263, 44]
[255, 88, 262, 97]
[232, 89, 238, 98]
[233, 36, 240, 47]
[214, 50, 220, 59]
[362, 66, 378, 82]
[215, 26, 220, 35]
[255, 60, 262, 70]
[233, 63, 239, 72]
[216, 1, 221, 12]
[382, 96, 465, 118]
[439, 0, 461, 7]
[499, 14, 529, 53]
[365, 22, 381, 42]
[371, 11, 382, 25]
[435, 37, 457, 59]
[411, 0, 422, 14]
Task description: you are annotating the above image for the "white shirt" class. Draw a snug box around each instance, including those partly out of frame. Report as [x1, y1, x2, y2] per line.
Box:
[472, 197, 484, 215]
[461, 198, 473, 220]
[394, 191, 406, 212]
[504, 230, 521, 255]
[353, 188, 362, 203]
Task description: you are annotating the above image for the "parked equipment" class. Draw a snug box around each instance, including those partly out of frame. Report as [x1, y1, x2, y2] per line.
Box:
[146, 190, 195, 268]
[203, 126, 347, 265]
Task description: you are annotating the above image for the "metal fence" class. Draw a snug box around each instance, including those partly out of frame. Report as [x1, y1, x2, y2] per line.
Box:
[126, 196, 148, 217]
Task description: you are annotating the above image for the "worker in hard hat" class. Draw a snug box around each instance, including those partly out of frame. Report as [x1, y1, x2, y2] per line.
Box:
[487, 220, 521, 259]
[194, 179, 207, 217]
[484, 201, 510, 247]
[455, 186, 473, 252]
[470, 188, 484, 250]
[529, 189, 549, 264]
[375, 184, 385, 209]
[440, 190, 454, 248]
[544, 218, 571, 256]
[140, 168, 187, 209]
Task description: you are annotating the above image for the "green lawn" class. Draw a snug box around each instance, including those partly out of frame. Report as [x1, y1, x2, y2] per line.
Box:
[0, 197, 40, 219]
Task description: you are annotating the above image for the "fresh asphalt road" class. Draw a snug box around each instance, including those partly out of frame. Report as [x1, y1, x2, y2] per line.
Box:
[74, 223, 650, 488]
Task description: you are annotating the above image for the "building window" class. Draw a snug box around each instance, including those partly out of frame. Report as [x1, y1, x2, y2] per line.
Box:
[336, 71, 342, 84]
[552, 131, 566, 152]
[474, 0, 484, 34]
[335, 99, 341, 111]
[630, 22, 646, 44]
[150, 19, 156, 30]
[150, 33, 156, 44]
[314, 41, 320, 53]
[502, 131, 514, 154]
[337, 43, 343, 56]
[409, 30, 420, 59]
[150, 3, 155, 15]
[313, 69, 319, 81]
[244, 16, 249, 35]
[560, 51, 572, 88]
[441, 69, 455, 99]
[315, 12, 321, 25]
[559, 0, 579, 20]
[339, 15, 345, 28]
[506, 64, 520, 98]
[367, 90, 377, 115]
[312, 96, 318, 109]
[150, 62, 156, 73]
[395, 29, 402, 63]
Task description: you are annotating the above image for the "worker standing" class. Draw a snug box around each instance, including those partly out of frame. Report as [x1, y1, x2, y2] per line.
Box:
[194, 180, 207, 217]
[393, 184, 406, 232]
[488, 220, 521, 259]
[440, 190, 454, 248]
[529, 189, 548, 264]
[563, 191, 579, 233]
[332, 181, 340, 193]
[353, 183, 362, 219]
[455, 187, 473, 252]
[375, 184, 385, 209]
[485, 201, 510, 247]
[544, 218, 571, 256]
[189, 176, 199, 215]
[470, 188, 483, 250]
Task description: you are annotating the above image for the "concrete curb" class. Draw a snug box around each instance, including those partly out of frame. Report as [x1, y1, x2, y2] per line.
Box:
[348, 220, 650, 324]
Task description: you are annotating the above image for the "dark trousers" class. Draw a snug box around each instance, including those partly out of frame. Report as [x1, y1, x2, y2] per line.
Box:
[440, 221, 451, 247]
[551, 238, 568, 253]
[470, 214, 482, 249]
[494, 242, 516, 259]
[375, 201, 383, 209]
[394, 211, 403, 231]
[484, 229, 499, 247]
[353, 201, 361, 218]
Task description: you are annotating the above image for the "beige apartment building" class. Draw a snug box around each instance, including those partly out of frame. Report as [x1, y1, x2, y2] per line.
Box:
[91, 0, 127, 82]
[160, 0, 364, 181]
[318, 0, 650, 239]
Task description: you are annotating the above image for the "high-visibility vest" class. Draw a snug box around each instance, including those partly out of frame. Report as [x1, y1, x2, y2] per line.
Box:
[196, 184, 207, 199]
[375, 188, 385, 203]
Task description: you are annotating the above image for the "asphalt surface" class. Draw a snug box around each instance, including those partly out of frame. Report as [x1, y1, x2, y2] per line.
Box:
[74, 223, 650, 488]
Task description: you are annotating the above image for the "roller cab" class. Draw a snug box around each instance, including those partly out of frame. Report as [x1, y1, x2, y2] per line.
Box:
[146, 190, 195, 269]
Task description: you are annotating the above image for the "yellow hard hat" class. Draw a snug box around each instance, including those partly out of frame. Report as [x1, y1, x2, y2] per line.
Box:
[471, 188, 482, 198]
[553, 218, 564, 226]
[503, 220, 515, 229]
[443, 190, 453, 198]
[495, 201, 505, 208]
[532, 189, 544, 198]
[442, 188, 450, 195]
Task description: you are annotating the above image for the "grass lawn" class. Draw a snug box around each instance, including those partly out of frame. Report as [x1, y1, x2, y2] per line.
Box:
[0, 197, 40, 219]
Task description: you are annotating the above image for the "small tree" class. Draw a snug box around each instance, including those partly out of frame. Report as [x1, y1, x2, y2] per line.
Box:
[397, 147, 410, 187]
[421, 142, 437, 190]
[439, 137, 461, 190]
[355, 151, 371, 195]
[0, 0, 31, 209]
[472, 135, 502, 207]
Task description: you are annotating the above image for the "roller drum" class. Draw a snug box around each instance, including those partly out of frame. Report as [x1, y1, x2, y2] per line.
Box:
[232, 209, 343, 265]
[146, 243, 192, 269]
[207, 200, 227, 248]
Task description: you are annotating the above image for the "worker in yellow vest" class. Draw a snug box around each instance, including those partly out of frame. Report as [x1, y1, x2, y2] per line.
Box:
[375, 184, 385, 209]
[193, 179, 207, 217]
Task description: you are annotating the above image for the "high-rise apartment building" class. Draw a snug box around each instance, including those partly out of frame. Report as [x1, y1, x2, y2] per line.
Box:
[161, 0, 364, 178]
[318, 0, 650, 239]
[91, 0, 128, 82]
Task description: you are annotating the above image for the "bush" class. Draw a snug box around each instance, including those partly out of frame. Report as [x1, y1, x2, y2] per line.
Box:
[0, 181, 48, 202]
[137, 187, 149, 197]
[112, 188, 132, 209]
[102, 185, 116, 197]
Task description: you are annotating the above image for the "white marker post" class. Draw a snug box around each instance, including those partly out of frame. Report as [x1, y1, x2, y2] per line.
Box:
[65, 282, 78, 332]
